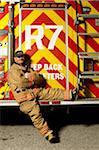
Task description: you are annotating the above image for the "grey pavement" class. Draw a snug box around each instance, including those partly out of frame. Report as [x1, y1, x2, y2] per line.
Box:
[0, 106, 99, 150]
[0, 125, 99, 150]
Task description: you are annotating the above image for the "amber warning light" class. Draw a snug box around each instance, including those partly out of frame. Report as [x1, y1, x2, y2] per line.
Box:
[20, 3, 65, 9]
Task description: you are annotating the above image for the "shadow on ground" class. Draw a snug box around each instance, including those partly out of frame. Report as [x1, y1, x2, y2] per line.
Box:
[0, 105, 99, 133]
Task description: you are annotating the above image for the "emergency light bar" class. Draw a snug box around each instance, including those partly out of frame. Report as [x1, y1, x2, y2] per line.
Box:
[20, 3, 66, 9]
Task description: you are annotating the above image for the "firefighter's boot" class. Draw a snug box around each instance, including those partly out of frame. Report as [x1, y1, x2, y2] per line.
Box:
[70, 88, 78, 101]
[45, 132, 59, 144]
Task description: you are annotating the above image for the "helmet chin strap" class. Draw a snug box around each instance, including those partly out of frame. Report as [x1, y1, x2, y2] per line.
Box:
[14, 61, 23, 66]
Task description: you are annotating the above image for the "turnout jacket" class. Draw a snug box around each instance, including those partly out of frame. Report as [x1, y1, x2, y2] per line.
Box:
[8, 63, 39, 103]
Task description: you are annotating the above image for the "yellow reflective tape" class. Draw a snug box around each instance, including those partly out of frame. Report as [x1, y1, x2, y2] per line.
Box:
[84, 88, 96, 97]
[68, 6, 85, 30]
[68, 25, 96, 53]
[68, 47, 83, 73]
[69, 70, 77, 87]
[76, 0, 98, 14]
[0, 82, 9, 94]
[68, 47, 77, 67]
[21, 22, 66, 55]
[21, 10, 43, 32]
[44, 10, 65, 32]
[14, 4, 20, 45]
[80, 59, 83, 72]
[81, 1, 99, 14]
[44, 24, 66, 55]
[15, 10, 43, 40]
[40, 68, 65, 89]
[68, 3, 98, 44]
[86, 22, 99, 44]
[0, 2, 7, 6]
[68, 5, 99, 47]
[31, 48, 66, 76]
[14, 3, 19, 17]
[1, 36, 8, 43]
[0, 94, 4, 99]
[69, 70, 96, 98]
[68, 5, 76, 19]
[4, 58, 8, 72]
[68, 25, 85, 51]
[21, 9, 66, 34]
[69, 57, 96, 97]
[0, 13, 8, 29]
[14, 27, 19, 41]
[47, 76, 65, 89]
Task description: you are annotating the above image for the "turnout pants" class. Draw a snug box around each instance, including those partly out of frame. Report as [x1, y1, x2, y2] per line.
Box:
[13, 87, 68, 137]
[19, 100, 52, 137]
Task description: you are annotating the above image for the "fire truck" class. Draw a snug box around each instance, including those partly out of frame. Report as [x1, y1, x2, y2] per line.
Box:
[0, 0, 99, 106]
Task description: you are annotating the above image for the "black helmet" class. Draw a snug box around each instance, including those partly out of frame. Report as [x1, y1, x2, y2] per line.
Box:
[14, 50, 24, 57]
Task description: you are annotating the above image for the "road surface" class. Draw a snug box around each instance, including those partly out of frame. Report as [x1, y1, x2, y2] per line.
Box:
[0, 106, 99, 150]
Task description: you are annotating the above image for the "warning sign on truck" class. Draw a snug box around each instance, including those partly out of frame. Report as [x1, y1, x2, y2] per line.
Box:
[19, 3, 68, 90]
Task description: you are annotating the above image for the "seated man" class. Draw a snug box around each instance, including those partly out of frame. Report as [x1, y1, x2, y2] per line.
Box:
[8, 50, 77, 143]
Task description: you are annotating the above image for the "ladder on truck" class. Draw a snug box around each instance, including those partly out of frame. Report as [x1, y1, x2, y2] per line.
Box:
[75, 0, 99, 99]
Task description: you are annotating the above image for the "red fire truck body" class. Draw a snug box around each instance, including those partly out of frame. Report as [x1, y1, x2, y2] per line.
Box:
[0, 0, 99, 106]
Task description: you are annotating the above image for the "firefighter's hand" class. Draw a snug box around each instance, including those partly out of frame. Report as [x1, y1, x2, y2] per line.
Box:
[25, 72, 35, 82]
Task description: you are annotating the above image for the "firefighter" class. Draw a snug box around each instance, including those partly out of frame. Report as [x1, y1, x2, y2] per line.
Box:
[8, 50, 77, 143]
